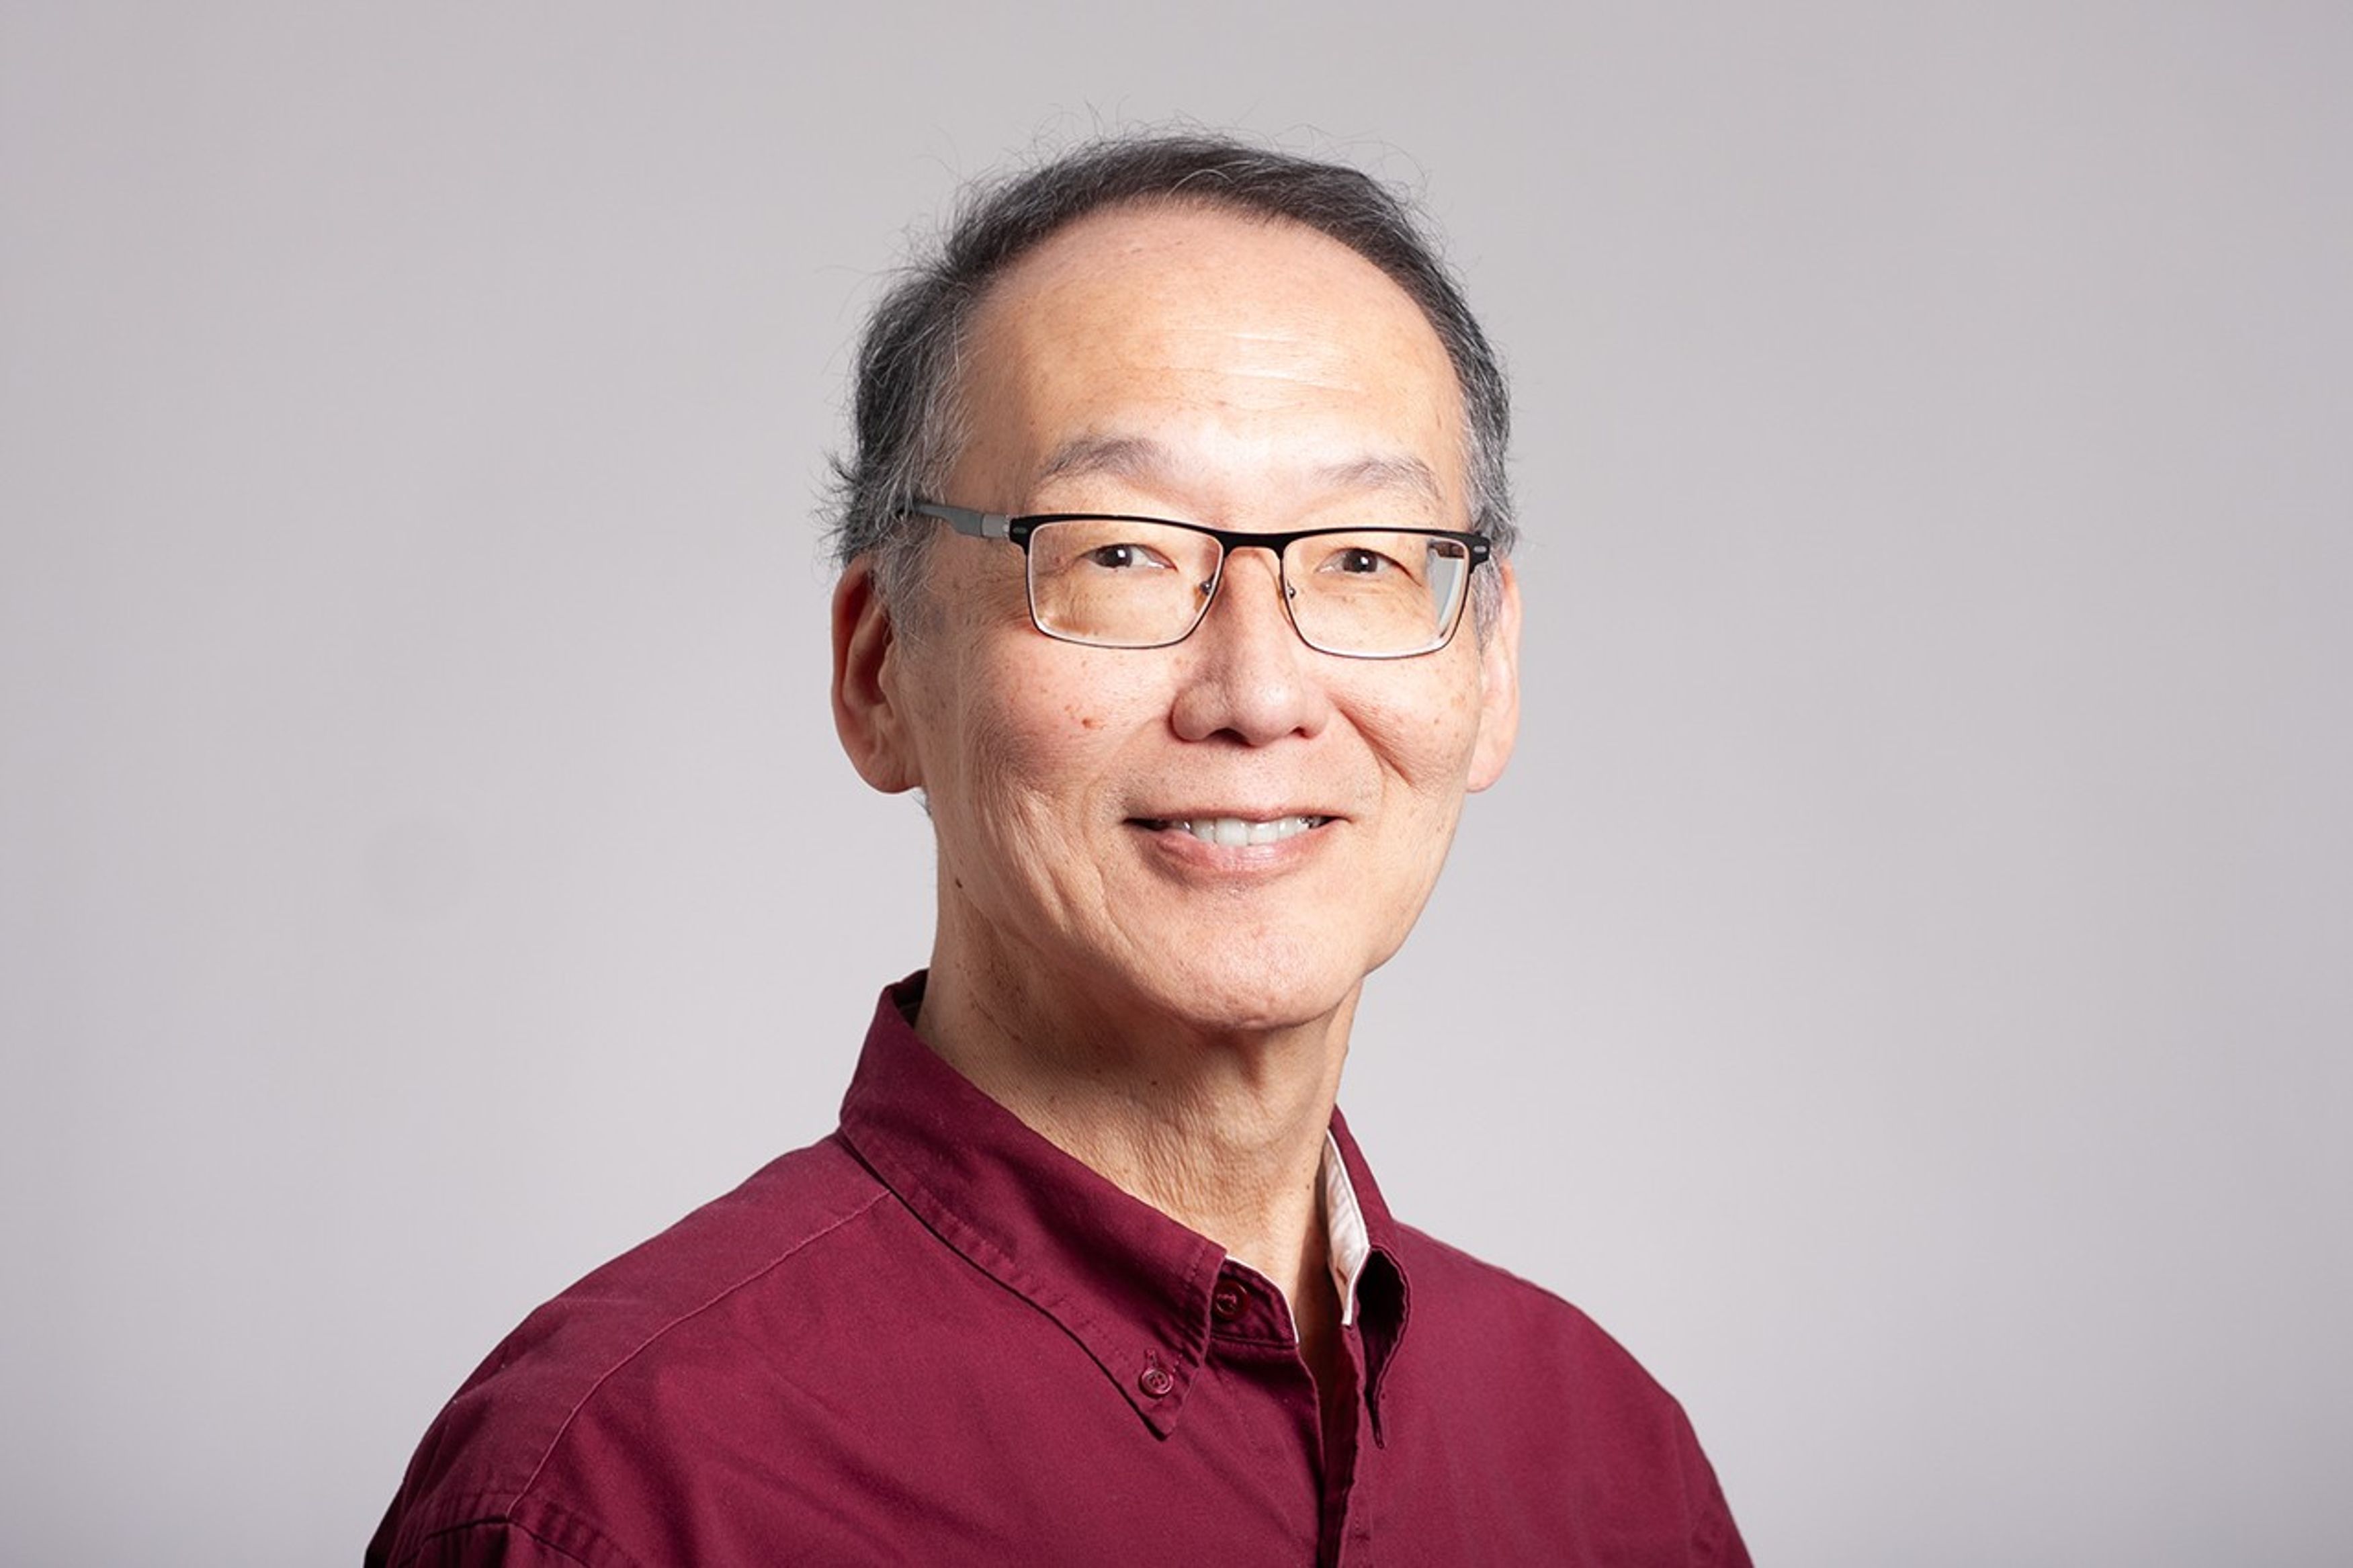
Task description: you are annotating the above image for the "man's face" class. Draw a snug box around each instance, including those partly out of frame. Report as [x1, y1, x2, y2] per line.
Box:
[836, 203, 1519, 1041]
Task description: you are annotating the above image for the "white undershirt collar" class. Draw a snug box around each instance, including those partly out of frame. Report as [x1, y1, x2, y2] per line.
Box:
[1320, 1131, 1374, 1328]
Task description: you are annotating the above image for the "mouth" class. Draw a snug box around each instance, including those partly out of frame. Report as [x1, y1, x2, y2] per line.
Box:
[1131, 814, 1333, 847]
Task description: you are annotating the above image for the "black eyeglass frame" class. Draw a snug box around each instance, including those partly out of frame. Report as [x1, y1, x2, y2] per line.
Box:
[906, 500, 1492, 659]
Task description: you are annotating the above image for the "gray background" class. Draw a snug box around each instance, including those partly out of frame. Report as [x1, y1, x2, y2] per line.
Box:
[4, 3, 2347, 1564]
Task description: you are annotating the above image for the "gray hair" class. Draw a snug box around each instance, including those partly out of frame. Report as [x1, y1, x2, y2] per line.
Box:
[826, 132, 1514, 627]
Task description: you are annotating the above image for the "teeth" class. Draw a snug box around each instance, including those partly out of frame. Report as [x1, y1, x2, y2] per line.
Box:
[1163, 815, 1323, 846]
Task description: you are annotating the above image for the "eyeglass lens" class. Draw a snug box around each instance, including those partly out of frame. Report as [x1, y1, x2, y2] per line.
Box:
[1023, 517, 1471, 655]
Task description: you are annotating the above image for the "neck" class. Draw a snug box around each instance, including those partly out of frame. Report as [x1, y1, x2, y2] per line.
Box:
[913, 945, 1355, 1333]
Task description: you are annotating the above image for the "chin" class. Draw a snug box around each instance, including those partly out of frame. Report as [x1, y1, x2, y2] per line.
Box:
[1123, 935, 1367, 1040]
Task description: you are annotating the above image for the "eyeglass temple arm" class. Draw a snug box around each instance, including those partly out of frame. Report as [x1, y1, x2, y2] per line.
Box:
[908, 500, 1012, 541]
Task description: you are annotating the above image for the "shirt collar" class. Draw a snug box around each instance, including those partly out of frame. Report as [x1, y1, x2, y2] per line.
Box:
[836, 975, 1410, 1436]
[1321, 1131, 1375, 1327]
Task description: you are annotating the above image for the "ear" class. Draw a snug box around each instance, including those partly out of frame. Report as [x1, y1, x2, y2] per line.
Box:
[1466, 558, 1521, 793]
[830, 556, 924, 794]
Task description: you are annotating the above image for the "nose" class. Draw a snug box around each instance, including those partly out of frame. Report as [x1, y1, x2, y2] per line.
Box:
[1168, 547, 1334, 746]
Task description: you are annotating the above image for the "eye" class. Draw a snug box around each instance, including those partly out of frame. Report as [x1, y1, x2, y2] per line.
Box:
[1312, 541, 1412, 579]
[1080, 540, 1176, 572]
[1028, 519, 1209, 585]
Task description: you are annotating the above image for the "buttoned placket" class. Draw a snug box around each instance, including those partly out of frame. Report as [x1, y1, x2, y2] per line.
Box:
[1197, 1256, 1385, 1567]
[1330, 1248, 1411, 1565]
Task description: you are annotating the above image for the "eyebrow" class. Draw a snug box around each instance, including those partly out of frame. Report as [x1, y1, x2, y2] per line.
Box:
[1033, 436, 1447, 509]
[1035, 434, 1165, 487]
[1314, 453, 1446, 508]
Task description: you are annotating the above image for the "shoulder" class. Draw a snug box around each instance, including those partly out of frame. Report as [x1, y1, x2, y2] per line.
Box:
[1379, 1221, 1745, 1557]
[450, 1135, 894, 1443]
[1386, 1221, 1639, 1353]
[369, 1135, 896, 1567]
[1387, 1217, 1695, 1424]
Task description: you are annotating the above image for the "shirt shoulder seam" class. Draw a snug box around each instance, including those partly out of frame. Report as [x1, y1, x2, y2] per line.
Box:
[402, 1497, 638, 1568]
[507, 1184, 892, 1507]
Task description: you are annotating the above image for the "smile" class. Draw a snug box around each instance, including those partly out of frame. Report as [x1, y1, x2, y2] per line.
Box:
[1134, 814, 1331, 847]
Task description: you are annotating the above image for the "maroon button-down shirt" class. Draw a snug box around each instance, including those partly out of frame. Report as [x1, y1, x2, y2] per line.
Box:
[369, 978, 1748, 1565]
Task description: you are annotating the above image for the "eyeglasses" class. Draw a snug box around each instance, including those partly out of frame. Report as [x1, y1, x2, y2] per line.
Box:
[908, 501, 1491, 659]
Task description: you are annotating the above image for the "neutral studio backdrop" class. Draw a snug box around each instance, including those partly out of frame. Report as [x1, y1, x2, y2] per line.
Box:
[4, 3, 2347, 1563]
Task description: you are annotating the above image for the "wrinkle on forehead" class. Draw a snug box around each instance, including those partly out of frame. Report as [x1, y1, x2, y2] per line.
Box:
[1107, 321, 1375, 396]
[1037, 433, 1445, 511]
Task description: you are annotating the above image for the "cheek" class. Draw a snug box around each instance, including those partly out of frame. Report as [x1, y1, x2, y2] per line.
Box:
[1355, 675, 1484, 793]
[958, 646, 1140, 814]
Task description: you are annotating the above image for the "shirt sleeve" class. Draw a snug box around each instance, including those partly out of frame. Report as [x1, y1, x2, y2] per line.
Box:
[387, 1516, 642, 1568]
[1682, 1416, 1754, 1567]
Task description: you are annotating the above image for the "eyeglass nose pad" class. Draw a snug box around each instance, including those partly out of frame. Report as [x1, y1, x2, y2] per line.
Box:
[1193, 547, 1229, 606]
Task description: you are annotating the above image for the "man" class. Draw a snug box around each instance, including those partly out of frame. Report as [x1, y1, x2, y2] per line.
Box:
[370, 133, 1748, 1566]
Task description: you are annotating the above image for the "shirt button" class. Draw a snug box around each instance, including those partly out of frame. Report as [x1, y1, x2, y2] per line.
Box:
[1211, 1283, 1248, 1321]
[1138, 1360, 1175, 1398]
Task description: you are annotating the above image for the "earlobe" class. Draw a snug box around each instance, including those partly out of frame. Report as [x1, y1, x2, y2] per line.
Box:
[1467, 560, 1522, 793]
[831, 556, 923, 794]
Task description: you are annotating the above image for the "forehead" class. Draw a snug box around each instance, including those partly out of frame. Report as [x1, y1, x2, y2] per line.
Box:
[953, 203, 1468, 514]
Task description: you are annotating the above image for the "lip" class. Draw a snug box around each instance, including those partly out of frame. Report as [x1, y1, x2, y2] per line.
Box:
[1125, 812, 1340, 868]
[1127, 808, 1338, 830]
